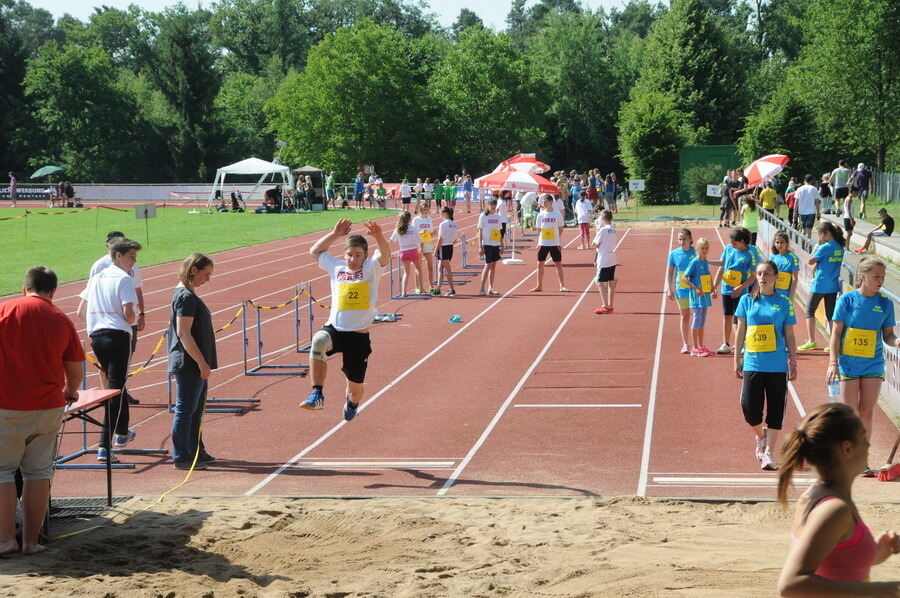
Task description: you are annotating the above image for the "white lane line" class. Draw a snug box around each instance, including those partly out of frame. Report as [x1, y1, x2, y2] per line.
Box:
[636, 226, 674, 497]
[294, 461, 455, 469]
[513, 404, 642, 408]
[653, 476, 816, 485]
[437, 228, 633, 496]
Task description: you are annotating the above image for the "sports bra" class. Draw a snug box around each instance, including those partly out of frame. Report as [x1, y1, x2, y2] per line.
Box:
[791, 495, 877, 582]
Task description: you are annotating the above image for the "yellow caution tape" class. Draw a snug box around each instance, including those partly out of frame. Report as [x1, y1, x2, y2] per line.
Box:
[247, 293, 301, 310]
[214, 305, 243, 333]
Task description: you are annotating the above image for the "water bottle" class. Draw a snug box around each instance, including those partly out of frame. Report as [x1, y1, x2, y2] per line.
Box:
[827, 380, 841, 402]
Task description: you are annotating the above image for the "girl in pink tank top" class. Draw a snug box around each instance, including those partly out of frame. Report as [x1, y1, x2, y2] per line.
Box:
[776, 403, 899, 595]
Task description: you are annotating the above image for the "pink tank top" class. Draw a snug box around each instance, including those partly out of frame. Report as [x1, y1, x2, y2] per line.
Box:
[791, 496, 878, 582]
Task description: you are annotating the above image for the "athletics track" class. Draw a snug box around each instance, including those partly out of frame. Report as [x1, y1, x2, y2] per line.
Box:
[12, 212, 897, 502]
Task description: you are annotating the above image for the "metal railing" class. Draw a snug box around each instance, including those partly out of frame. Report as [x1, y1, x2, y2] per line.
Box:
[873, 170, 900, 204]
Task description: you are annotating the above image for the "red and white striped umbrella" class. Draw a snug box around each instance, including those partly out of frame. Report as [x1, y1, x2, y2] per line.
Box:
[491, 153, 550, 174]
[744, 154, 790, 187]
[475, 170, 558, 194]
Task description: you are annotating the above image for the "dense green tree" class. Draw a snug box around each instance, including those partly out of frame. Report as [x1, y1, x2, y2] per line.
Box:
[265, 20, 430, 179]
[81, 6, 149, 71]
[2, 0, 59, 56]
[793, 0, 899, 170]
[23, 42, 145, 181]
[618, 90, 690, 203]
[450, 8, 482, 39]
[145, 5, 221, 180]
[0, 8, 29, 172]
[304, 0, 436, 44]
[428, 27, 546, 175]
[608, 0, 666, 37]
[505, 0, 582, 46]
[210, 0, 308, 73]
[214, 71, 277, 163]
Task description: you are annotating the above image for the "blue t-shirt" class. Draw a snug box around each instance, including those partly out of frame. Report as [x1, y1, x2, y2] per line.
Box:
[771, 252, 800, 298]
[720, 245, 757, 296]
[735, 293, 797, 373]
[354, 177, 364, 192]
[683, 257, 712, 308]
[810, 240, 844, 294]
[668, 247, 697, 300]
[832, 290, 895, 377]
[463, 179, 472, 192]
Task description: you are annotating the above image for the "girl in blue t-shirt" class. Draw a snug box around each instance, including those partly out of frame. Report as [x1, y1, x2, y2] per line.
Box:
[770, 231, 800, 300]
[666, 228, 696, 354]
[799, 222, 845, 351]
[734, 260, 798, 471]
[827, 258, 900, 475]
[714, 227, 757, 355]
[682, 238, 716, 356]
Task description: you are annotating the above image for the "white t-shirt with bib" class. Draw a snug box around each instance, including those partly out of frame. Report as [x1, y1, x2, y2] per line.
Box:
[411, 216, 434, 245]
[536, 210, 563, 247]
[319, 252, 382, 332]
[438, 219, 458, 246]
[478, 213, 503, 246]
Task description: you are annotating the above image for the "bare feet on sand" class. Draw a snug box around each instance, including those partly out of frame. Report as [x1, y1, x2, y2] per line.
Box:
[22, 542, 47, 555]
[0, 540, 19, 555]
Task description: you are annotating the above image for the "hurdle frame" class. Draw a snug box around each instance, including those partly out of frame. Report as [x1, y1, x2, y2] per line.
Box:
[243, 284, 311, 376]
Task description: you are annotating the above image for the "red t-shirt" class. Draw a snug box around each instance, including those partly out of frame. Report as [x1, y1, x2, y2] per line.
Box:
[0, 295, 84, 410]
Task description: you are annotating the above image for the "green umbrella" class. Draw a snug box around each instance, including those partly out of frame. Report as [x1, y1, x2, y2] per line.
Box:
[30, 165, 64, 179]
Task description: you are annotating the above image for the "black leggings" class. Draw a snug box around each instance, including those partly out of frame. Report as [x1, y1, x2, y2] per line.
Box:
[90, 328, 132, 446]
[806, 292, 837, 320]
[740, 370, 787, 429]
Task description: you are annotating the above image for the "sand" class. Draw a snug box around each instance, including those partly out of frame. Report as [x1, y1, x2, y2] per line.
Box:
[1, 496, 898, 597]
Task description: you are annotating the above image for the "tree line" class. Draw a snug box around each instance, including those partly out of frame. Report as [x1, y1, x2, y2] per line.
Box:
[1, 0, 897, 202]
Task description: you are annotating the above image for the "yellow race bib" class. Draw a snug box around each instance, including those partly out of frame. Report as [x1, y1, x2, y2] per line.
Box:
[723, 269, 742, 287]
[700, 274, 712, 293]
[541, 227, 556, 241]
[489, 228, 502, 242]
[843, 327, 877, 358]
[419, 230, 432, 243]
[746, 324, 776, 353]
[677, 270, 689, 289]
[775, 271, 792, 290]
[336, 282, 370, 311]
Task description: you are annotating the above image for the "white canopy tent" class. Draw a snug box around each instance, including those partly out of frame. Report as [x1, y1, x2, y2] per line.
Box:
[208, 157, 294, 210]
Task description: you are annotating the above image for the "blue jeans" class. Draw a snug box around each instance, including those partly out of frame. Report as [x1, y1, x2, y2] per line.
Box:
[171, 372, 207, 463]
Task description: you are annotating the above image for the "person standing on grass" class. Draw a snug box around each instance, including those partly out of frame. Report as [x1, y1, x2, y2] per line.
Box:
[476, 199, 503, 296]
[434, 206, 458, 296]
[713, 227, 758, 354]
[301, 219, 390, 421]
[592, 209, 617, 314]
[0, 266, 83, 555]
[828, 258, 899, 477]
[777, 403, 900, 595]
[770, 231, 800, 302]
[681, 238, 716, 356]
[168, 253, 217, 471]
[668, 228, 697, 354]
[574, 191, 593, 250]
[734, 260, 798, 471]
[798, 222, 845, 351]
[531, 194, 570, 293]
[325, 171, 335, 207]
[854, 207, 895, 253]
[7, 172, 16, 208]
[76, 238, 142, 462]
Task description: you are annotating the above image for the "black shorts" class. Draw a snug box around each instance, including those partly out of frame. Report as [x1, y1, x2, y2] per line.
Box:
[844, 218, 854, 235]
[322, 324, 372, 384]
[722, 293, 740, 316]
[483, 245, 501, 264]
[835, 187, 850, 200]
[401, 197, 411, 204]
[437, 245, 454, 260]
[740, 370, 787, 429]
[597, 265, 616, 282]
[537, 245, 562, 263]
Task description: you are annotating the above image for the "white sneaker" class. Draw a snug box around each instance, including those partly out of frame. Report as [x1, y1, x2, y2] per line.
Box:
[716, 343, 732, 354]
[761, 452, 778, 471]
[755, 435, 766, 462]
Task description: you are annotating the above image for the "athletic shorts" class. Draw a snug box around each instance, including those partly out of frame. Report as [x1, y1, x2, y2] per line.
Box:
[322, 324, 372, 384]
[740, 370, 787, 430]
[437, 245, 454, 261]
[354, 190, 363, 201]
[537, 245, 562, 263]
[835, 187, 849, 200]
[800, 213, 815, 229]
[722, 293, 740, 316]
[844, 218, 854, 235]
[326, 189, 335, 199]
[0, 407, 65, 482]
[401, 197, 411, 205]
[597, 265, 616, 282]
[400, 249, 420, 262]
[483, 245, 501, 264]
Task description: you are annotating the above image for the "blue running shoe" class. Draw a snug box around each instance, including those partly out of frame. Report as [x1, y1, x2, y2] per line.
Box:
[343, 398, 358, 421]
[301, 388, 324, 410]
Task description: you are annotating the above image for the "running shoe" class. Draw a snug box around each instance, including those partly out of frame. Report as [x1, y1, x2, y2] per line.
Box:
[861, 467, 877, 478]
[690, 348, 704, 357]
[716, 343, 732, 354]
[173, 459, 208, 471]
[97, 448, 120, 463]
[478, 289, 486, 296]
[443, 290, 456, 297]
[343, 398, 358, 422]
[300, 387, 324, 410]
[680, 344, 690, 354]
[114, 430, 136, 448]
[488, 289, 500, 295]
[761, 452, 778, 471]
[797, 340, 818, 351]
[429, 288, 440, 296]
[198, 452, 217, 464]
[853, 248, 868, 254]
[755, 435, 767, 462]
[595, 306, 611, 314]
[698, 347, 715, 356]
[413, 288, 422, 295]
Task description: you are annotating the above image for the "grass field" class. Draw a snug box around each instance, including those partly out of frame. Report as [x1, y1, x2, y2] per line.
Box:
[0, 207, 392, 296]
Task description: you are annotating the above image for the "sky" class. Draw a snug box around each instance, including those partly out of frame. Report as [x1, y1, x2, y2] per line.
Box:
[28, 0, 627, 29]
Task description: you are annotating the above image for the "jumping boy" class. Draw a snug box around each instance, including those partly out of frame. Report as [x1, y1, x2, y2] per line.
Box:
[301, 219, 390, 421]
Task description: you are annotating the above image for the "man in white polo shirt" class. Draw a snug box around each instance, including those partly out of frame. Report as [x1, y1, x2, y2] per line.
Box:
[794, 174, 820, 237]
